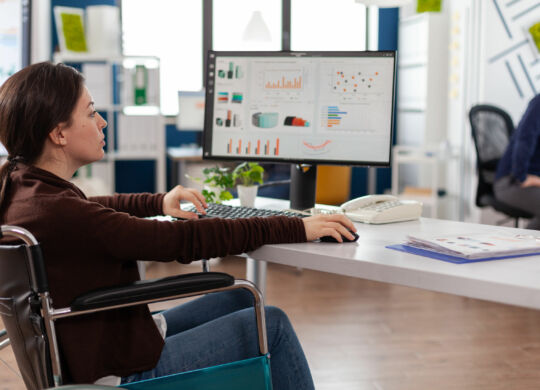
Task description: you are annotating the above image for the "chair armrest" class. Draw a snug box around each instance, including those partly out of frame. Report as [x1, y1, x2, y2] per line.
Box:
[70, 272, 234, 311]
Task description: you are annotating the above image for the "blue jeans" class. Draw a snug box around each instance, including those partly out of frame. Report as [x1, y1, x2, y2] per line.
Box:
[120, 289, 315, 390]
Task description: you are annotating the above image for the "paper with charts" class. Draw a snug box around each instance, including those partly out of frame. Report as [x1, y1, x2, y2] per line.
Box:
[406, 233, 540, 260]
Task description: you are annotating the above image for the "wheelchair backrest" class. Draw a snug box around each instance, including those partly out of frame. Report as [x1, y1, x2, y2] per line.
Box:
[0, 243, 53, 389]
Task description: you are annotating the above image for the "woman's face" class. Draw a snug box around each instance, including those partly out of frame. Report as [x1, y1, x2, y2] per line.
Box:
[61, 86, 107, 167]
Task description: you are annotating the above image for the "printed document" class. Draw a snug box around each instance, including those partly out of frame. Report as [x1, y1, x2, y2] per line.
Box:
[406, 233, 540, 260]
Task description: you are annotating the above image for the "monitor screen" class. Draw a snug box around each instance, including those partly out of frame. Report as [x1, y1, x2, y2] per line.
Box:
[177, 90, 205, 131]
[203, 51, 396, 167]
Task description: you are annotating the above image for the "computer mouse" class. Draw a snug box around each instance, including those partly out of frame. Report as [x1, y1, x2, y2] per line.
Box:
[320, 230, 359, 243]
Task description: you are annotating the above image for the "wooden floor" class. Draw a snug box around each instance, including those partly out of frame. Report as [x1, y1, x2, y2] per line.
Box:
[3, 257, 540, 389]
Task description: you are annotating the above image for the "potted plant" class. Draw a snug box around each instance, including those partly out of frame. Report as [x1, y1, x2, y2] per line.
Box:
[186, 165, 234, 203]
[233, 162, 265, 207]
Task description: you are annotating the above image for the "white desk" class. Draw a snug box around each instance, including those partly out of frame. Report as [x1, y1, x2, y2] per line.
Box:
[241, 197, 540, 310]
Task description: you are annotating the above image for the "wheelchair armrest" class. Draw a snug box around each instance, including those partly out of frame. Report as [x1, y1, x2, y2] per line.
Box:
[70, 272, 234, 311]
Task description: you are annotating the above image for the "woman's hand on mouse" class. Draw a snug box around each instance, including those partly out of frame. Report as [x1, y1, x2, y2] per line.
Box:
[302, 214, 357, 242]
[163, 185, 208, 219]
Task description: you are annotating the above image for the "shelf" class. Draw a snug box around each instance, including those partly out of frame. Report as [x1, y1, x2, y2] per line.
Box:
[53, 52, 159, 65]
[122, 106, 161, 116]
[398, 60, 428, 68]
[53, 52, 124, 63]
[54, 54, 165, 193]
[107, 152, 163, 161]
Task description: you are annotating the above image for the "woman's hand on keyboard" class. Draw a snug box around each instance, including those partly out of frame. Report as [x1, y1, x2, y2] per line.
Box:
[302, 214, 357, 242]
[163, 185, 208, 219]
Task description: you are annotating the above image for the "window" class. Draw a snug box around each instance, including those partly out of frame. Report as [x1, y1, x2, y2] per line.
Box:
[291, 0, 367, 51]
[122, 0, 369, 115]
[122, 0, 203, 115]
[213, 0, 281, 51]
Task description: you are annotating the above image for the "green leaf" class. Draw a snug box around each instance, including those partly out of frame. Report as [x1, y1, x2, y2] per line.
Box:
[232, 162, 265, 186]
[219, 191, 233, 201]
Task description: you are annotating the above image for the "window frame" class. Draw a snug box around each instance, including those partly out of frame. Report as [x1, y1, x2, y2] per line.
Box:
[203, 0, 368, 87]
[122, 0, 368, 112]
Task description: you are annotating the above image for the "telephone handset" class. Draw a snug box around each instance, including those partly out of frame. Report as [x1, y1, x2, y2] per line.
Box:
[341, 195, 422, 224]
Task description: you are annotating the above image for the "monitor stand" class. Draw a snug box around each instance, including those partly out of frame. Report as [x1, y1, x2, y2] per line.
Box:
[289, 164, 317, 211]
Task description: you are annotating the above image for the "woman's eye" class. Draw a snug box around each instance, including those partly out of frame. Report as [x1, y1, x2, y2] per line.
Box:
[90, 110, 97, 117]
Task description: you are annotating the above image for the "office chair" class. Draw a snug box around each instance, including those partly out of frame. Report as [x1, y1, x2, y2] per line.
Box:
[469, 104, 533, 227]
[0, 225, 272, 390]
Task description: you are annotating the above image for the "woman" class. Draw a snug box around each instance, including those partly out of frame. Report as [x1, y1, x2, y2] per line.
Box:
[0, 62, 356, 388]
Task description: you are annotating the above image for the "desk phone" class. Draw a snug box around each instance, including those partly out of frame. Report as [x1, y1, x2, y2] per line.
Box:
[341, 195, 422, 224]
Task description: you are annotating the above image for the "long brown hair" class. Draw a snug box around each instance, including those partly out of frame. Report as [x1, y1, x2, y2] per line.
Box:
[0, 62, 84, 215]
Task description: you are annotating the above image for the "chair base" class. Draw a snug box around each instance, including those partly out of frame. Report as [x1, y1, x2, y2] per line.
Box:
[121, 355, 272, 390]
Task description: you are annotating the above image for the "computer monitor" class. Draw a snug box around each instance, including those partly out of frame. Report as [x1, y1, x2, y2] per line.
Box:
[177, 90, 205, 131]
[203, 51, 396, 209]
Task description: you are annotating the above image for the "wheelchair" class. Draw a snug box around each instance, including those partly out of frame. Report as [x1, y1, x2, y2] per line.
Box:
[0, 225, 272, 389]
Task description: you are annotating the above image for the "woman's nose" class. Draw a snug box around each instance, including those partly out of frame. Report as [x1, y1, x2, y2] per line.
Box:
[98, 112, 107, 129]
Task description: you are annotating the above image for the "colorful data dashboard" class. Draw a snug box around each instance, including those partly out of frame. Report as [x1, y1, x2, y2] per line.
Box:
[203, 51, 396, 166]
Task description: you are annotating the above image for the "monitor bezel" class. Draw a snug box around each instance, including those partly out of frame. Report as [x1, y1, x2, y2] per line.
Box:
[203, 50, 397, 167]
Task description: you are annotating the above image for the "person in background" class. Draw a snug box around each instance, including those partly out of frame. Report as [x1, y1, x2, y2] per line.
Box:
[0, 62, 357, 389]
[494, 94, 540, 229]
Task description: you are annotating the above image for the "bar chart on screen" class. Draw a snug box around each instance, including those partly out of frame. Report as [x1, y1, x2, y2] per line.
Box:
[225, 137, 280, 156]
[264, 70, 303, 90]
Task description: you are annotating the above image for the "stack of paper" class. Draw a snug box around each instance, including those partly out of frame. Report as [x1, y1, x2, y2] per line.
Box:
[406, 232, 540, 260]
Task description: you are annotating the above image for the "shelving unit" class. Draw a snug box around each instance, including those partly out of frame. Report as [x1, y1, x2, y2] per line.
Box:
[394, 11, 453, 218]
[396, 12, 448, 147]
[391, 145, 459, 218]
[53, 53, 165, 194]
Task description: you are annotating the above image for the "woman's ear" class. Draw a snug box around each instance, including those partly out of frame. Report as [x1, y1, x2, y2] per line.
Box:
[49, 125, 68, 146]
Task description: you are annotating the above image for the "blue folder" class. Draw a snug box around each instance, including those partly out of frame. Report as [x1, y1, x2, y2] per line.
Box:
[386, 244, 540, 264]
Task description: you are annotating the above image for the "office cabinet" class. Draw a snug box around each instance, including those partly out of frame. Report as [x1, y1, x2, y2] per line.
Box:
[391, 145, 459, 218]
[396, 12, 448, 146]
[394, 11, 451, 217]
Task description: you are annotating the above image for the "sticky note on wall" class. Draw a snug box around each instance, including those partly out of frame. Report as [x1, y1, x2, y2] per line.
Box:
[529, 22, 540, 53]
[54, 6, 88, 54]
[417, 0, 442, 13]
[61, 13, 87, 52]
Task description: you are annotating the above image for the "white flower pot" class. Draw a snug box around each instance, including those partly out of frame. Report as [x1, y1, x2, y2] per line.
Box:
[237, 185, 258, 208]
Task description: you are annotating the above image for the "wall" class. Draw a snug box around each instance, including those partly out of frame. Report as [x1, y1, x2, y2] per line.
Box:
[482, 0, 539, 121]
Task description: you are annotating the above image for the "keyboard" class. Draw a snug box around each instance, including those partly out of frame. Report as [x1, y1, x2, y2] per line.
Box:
[182, 203, 308, 219]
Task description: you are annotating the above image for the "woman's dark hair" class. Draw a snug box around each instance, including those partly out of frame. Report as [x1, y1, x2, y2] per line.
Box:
[0, 61, 84, 215]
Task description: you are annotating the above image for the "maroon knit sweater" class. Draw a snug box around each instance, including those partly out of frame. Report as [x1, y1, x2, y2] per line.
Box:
[2, 164, 306, 383]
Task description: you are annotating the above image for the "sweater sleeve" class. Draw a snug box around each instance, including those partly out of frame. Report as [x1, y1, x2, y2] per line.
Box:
[61, 196, 306, 264]
[88, 193, 165, 218]
[510, 96, 540, 182]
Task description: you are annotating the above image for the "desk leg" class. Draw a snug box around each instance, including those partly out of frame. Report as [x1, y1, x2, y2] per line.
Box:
[246, 256, 267, 296]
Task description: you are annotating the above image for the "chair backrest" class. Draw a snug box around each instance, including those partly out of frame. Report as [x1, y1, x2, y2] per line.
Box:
[0, 232, 53, 389]
[469, 104, 514, 206]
